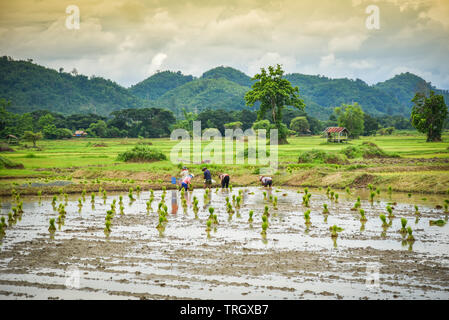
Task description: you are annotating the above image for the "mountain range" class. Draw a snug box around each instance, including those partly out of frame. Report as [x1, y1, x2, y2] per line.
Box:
[1, 56, 448, 120]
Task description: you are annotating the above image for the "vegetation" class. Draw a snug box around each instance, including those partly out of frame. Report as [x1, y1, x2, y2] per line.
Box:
[117, 146, 167, 162]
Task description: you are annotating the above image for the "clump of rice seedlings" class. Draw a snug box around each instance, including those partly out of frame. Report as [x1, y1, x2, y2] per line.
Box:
[304, 210, 311, 225]
[443, 200, 448, 213]
[229, 185, 233, 192]
[206, 219, 212, 232]
[248, 210, 254, 222]
[304, 187, 309, 195]
[236, 196, 241, 208]
[334, 193, 339, 203]
[406, 226, 415, 242]
[386, 205, 395, 218]
[263, 191, 267, 200]
[57, 214, 64, 227]
[17, 201, 23, 214]
[52, 195, 57, 206]
[368, 184, 373, 191]
[226, 202, 234, 214]
[8, 212, 14, 224]
[78, 198, 83, 209]
[188, 183, 193, 191]
[1, 217, 6, 229]
[91, 192, 95, 203]
[136, 185, 141, 194]
[414, 205, 420, 215]
[104, 220, 112, 234]
[269, 194, 273, 203]
[379, 214, 389, 228]
[118, 195, 123, 204]
[162, 186, 167, 194]
[322, 203, 329, 214]
[193, 197, 199, 216]
[0, 223, 5, 237]
[330, 191, 334, 200]
[120, 204, 125, 215]
[261, 221, 268, 235]
[150, 189, 154, 198]
[180, 187, 185, 198]
[48, 218, 56, 232]
[102, 190, 107, 200]
[182, 197, 188, 212]
[329, 225, 343, 238]
[351, 198, 361, 211]
[400, 218, 408, 234]
[326, 187, 331, 196]
[345, 187, 351, 194]
[128, 188, 134, 201]
[429, 220, 446, 226]
[38, 190, 42, 203]
[82, 189, 86, 201]
[408, 193, 412, 198]
[370, 191, 375, 203]
[359, 209, 367, 222]
[273, 196, 278, 209]
[264, 205, 269, 217]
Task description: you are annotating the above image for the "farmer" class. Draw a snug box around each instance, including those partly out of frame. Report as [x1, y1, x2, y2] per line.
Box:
[219, 173, 230, 189]
[259, 176, 272, 188]
[202, 167, 212, 189]
[180, 174, 194, 191]
[180, 166, 190, 179]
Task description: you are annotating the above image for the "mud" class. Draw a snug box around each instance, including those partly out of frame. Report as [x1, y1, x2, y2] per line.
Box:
[0, 187, 448, 299]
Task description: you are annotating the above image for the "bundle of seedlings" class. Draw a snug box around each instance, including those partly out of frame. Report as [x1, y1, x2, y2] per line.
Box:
[429, 219, 446, 226]
[359, 209, 367, 222]
[399, 218, 408, 235]
[329, 225, 343, 238]
[248, 210, 254, 223]
[322, 203, 329, 214]
[304, 210, 311, 226]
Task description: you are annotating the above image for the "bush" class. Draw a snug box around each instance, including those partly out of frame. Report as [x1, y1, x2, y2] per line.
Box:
[0, 143, 14, 152]
[117, 145, 167, 162]
[341, 142, 399, 159]
[0, 155, 24, 169]
[238, 147, 270, 159]
[298, 149, 349, 164]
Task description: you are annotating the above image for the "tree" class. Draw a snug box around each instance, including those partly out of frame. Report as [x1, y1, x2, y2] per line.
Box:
[244, 64, 305, 144]
[290, 117, 310, 135]
[334, 103, 365, 138]
[87, 120, 108, 138]
[363, 113, 380, 136]
[23, 131, 43, 147]
[224, 121, 243, 130]
[38, 114, 55, 130]
[411, 91, 448, 142]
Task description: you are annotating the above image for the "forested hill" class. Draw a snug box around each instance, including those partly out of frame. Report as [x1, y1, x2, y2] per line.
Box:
[374, 72, 449, 109]
[1, 56, 448, 119]
[0, 56, 146, 115]
[129, 70, 194, 100]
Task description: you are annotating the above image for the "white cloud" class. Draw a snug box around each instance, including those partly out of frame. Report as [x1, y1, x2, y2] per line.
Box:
[148, 53, 168, 75]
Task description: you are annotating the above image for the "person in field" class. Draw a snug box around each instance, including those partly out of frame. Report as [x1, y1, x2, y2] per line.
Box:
[180, 174, 193, 191]
[219, 173, 230, 189]
[180, 166, 190, 179]
[259, 176, 272, 188]
[202, 167, 212, 189]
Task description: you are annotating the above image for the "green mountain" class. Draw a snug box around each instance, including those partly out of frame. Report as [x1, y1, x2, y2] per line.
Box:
[374, 72, 449, 110]
[1, 56, 448, 120]
[201, 66, 253, 87]
[152, 77, 249, 118]
[0, 56, 146, 115]
[129, 70, 194, 100]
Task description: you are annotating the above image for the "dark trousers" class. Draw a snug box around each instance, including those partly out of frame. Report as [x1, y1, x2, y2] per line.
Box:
[221, 175, 230, 188]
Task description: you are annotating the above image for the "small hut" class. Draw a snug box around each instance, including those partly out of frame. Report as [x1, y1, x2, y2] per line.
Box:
[323, 127, 349, 143]
[73, 130, 87, 137]
[6, 134, 19, 145]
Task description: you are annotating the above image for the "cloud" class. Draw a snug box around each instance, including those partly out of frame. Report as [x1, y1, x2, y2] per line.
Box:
[0, 0, 448, 89]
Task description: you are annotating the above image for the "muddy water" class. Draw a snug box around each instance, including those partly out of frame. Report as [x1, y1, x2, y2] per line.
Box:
[0, 187, 448, 300]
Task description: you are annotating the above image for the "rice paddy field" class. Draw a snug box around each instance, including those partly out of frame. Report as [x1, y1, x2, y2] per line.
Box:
[0, 132, 448, 300]
[0, 186, 448, 299]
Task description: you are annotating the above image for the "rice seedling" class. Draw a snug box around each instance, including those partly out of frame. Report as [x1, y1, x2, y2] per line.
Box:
[0, 224, 4, 238]
[334, 193, 339, 203]
[408, 193, 412, 198]
[91, 192, 95, 203]
[146, 201, 152, 213]
[379, 214, 389, 228]
[400, 218, 408, 234]
[57, 214, 64, 227]
[376, 187, 380, 195]
[82, 189, 86, 201]
[78, 198, 83, 208]
[236, 196, 241, 208]
[17, 201, 23, 214]
[128, 188, 134, 201]
[136, 185, 141, 194]
[330, 191, 334, 200]
[120, 204, 124, 215]
[229, 185, 233, 192]
[52, 195, 57, 206]
[414, 205, 420, 215]
[406, 226, 415, 242]
[368, 184, 373, 191]
[206, 219, 212, 232]
[429, 220, 446, 226]
[443, 200, 449, 213]
[261, 221, 268, 235]
[104, 220, 112, 233]
[38, 190, 42, 203]
[264, 205, 269, 217]
[386, 205, 395, 218]
[273, 196, 278, 209]
[8, 212, 14, 224]
[359, 209, 367, 222]
[48, 218, 56, 232]
[226, 202, 234, 214]
[304, 187, 309, 195]
[370, 191, 375, 203]
[263, 191, 267, 200]
[1, 217, 6, 229]
[322, 203, 329, 214]
[248, 210, 254, 222]
[304, 210, 311, 225]
[329, 225, 343, 238]
[345, 187, 351, 194]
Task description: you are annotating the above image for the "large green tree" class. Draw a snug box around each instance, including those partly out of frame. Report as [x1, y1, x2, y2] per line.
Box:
[244, 64, 305, 144]
[290, 116, 310, 135]
[23, 131, 43, 147]
[334, 103, 365, 138]
[410, 91, 448, 142]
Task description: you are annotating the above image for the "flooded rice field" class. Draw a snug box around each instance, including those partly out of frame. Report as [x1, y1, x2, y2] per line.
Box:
[0, 186, 448, 300]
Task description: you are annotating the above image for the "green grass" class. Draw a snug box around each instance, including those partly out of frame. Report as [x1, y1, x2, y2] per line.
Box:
[0, 131, 448, 194]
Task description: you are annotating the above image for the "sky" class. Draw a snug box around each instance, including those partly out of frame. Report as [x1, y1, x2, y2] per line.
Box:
[1, 0, 448, 89]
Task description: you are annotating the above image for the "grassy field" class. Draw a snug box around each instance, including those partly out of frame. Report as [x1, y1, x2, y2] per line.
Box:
[1, 131, 448, 195]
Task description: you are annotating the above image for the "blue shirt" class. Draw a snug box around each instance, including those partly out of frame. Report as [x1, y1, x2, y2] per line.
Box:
[203, 169, 211, 180]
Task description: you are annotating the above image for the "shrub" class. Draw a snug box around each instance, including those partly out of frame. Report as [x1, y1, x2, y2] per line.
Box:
[0, 155, 24, 169]
[298, 149, 348, 165]
[341, 142, 399, 159]
[117, 146, 167, 162]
